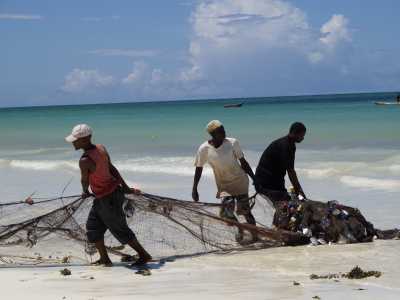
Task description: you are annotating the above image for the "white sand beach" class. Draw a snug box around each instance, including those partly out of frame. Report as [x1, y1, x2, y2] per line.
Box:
[1, 153, 399, 300]
[1, 240, 399, 300]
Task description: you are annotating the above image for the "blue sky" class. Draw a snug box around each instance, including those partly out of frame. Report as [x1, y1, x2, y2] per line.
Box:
[1, 0, 399, 107]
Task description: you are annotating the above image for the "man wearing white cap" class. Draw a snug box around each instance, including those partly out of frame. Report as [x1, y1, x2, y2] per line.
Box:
[192, 120, 257, 242]
[66, 124, 151, 266]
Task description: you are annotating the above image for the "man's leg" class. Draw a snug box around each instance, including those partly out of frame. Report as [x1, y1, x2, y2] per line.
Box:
[258, 188, 290, 228]
[220, 197, 244, 241]
[244, 212, 256, 225]
[245, 212, 258, 242]
[127, 238, 152, 264]
[94, 239, 112, 266]
[86, 202, 110, 265]
[236, 195, 258, 241]
[102, 189, 152, 264]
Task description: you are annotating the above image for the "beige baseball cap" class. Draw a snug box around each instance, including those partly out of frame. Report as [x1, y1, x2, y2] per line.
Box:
[65, 124, 93, 142]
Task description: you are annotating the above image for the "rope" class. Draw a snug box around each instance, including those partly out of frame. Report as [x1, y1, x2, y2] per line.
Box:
[0, 195, 81, 207]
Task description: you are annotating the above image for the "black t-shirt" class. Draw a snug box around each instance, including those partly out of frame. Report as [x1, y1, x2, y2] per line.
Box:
[255, 135, 296, 191]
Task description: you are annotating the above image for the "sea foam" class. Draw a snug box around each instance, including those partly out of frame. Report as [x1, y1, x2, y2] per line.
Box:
[0, 156, 214, 177]
[340, 175, 400, 192]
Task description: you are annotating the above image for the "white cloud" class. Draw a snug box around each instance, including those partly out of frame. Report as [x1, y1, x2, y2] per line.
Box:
[81, 16, 121, 22]
[122, 62, 150, 85]
[0, 14, 42, 20]
[190, 1, 310, 48]
[306, 14, 351, 63]
[61, 69, 114, 93]
[177, 0, 318, 94]
[62, 0, 397, 102]
[150, 68, 164, 84]
[89, 49, 159, 58]
[121, 62, 186, 99]
[111, 0, 355, 100]
[320, 14, 351, 48]
[173, 0, 356, 97]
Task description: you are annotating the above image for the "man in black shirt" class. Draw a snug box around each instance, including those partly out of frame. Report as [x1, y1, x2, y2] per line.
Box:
[255, 122, 306, 202]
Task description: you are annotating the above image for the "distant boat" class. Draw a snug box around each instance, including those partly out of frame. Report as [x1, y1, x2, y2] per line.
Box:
[224, 103, 243, 108]
[375, 101, 400, 106]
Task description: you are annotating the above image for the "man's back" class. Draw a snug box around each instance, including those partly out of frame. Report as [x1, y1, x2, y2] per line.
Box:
[83, 144, 118, 198]
[255, 136, 295, 191]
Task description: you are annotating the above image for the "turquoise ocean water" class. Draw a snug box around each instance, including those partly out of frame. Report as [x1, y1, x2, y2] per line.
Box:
[0, 92, 399, 228]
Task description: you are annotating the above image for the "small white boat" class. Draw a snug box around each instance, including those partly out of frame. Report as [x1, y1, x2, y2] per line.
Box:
[375, 101, 400, 106]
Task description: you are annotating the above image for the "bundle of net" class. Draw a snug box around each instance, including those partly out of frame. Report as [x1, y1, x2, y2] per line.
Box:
[0, 193, 306, 267]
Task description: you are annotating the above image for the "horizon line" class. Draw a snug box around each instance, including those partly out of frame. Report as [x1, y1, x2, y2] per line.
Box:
[0, 90, 398, 110]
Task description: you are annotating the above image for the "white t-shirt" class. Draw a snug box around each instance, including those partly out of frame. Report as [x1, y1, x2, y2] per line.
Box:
[194, 137, 249, 198]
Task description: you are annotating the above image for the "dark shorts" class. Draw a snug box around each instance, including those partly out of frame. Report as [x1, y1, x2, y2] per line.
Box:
[258, 188, 290, 204]
[220, 194, 252, 220]
[86, 188, 136, 244]
[257, 189, 291, 228]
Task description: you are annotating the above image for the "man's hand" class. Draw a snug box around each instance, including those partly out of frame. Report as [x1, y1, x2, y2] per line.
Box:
[287, 169, 306, 200]
[81, 191, 92, 199]
[131, 188, 141, 195]
[122, 185, 141, 195]
[24, 197, 34, 205]
[192, 167, 202, 202]
[297, 189, 307, 200]
[192, 188, 199, 202]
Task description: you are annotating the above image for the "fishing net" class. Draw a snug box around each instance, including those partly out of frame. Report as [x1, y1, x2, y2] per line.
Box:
[0, 193, 308, 267]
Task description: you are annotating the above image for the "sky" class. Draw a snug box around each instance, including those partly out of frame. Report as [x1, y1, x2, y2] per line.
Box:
[0, 0, 399, 107]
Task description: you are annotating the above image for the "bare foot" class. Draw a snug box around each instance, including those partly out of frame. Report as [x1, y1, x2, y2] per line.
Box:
[131, 255, 152, 266]
[91, 259, 113, 267]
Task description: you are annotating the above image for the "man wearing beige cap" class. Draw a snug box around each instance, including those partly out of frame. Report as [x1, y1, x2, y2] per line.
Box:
[192, 120, 257, 242]
[66, 124, 151, 266]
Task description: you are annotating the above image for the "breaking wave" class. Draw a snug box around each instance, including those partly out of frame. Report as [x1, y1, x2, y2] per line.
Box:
[0, 156, 213, 176]
[1, 152, 399, 191]
[340, 176, 400, 192]
[0, 147, 70, 156]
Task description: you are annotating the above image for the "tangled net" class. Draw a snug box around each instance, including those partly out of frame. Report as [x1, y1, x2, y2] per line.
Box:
[0, 193, 307, 266]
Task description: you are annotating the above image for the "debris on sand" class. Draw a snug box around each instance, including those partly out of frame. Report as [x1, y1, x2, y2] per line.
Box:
[310, 266, 382, 280]
[293, 281, 300, 286]
[344, 266, 381, 279]
[312, 296, 321, 300]
[310, 273, 340, 280]
[60, 268, 72, 276]
[62, 256, 71, 264]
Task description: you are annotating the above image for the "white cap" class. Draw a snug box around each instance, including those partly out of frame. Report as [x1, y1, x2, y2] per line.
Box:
[206, 120, 223, 133]
[65, 124, 93, 142]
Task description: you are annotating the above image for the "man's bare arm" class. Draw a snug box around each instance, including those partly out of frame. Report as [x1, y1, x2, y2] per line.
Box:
[109, 163, 134, 192]
[107, 154, 140, 194]
[79, 157, 95, 198]
[239, 157, 255, 181]
[192, 167, 203, 202]
[287, 169, 306, 198]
